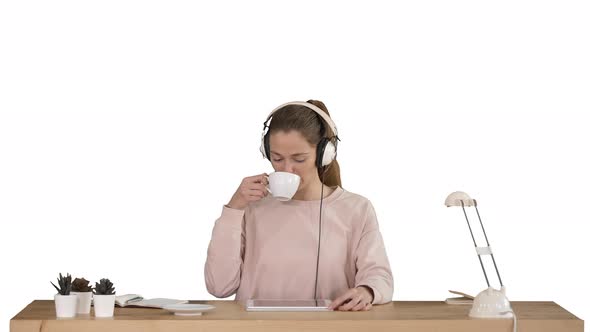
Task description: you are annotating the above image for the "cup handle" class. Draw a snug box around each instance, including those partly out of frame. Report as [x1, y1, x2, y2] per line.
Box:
[266, 186, 272, 195]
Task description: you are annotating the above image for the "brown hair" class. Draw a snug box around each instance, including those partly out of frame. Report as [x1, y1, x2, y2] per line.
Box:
[267, 99, 342, 188]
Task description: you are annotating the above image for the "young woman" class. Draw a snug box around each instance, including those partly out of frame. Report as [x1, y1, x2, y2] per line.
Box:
[205, 100, 393, 311]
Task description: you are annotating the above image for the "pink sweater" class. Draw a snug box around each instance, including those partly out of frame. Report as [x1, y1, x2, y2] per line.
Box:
[204, 186, 393, 304]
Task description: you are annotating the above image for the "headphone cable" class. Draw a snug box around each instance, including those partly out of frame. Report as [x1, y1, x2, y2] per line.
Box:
[313, 168, 326, 301]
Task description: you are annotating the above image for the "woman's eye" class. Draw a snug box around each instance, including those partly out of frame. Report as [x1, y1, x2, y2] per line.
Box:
[271, 158, 304, 163]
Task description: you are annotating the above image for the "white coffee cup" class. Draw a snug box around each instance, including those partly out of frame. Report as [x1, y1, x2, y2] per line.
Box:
[268, 172, 301, 201]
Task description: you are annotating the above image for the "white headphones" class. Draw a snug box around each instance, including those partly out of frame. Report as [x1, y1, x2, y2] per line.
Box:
[259, 101, 339, 168]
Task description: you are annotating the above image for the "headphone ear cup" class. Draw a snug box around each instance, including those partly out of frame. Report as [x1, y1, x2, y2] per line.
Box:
[316, 137, 336, 168]
[316, 138, 327, 169]
[321, 140, 336, 167]
[263, 132, 271, 160]
[259, 132, 267, 159]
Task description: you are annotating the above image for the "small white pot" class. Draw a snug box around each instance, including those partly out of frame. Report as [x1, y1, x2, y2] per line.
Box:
[71, 291, 92, 314]
[93, 294, 116, 317]
[54, 294, 78, 318]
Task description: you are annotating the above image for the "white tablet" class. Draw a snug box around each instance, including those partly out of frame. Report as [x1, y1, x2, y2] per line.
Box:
[245, 299, 332, 312]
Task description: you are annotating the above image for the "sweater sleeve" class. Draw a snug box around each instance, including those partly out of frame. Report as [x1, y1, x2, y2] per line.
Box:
[354, 201, 394, 304]
[204, 205, 247, 298]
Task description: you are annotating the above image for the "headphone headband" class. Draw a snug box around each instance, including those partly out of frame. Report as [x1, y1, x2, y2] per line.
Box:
[262, 101, 339, 137]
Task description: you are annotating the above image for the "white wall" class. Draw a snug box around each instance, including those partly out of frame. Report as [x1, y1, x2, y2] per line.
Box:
[1, 1, 588, 331]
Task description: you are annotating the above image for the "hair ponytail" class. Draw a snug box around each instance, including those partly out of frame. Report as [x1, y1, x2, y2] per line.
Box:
[306, 100, 342, 188]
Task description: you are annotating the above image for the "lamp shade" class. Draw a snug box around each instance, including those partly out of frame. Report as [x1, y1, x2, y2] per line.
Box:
[444, 191, 475, 207]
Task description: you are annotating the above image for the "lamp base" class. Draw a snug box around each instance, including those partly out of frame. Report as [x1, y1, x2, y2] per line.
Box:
[469, 286, 513, 318]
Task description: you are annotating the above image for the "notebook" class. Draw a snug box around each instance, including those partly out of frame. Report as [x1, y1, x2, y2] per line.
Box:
[445, 290, 474, 305]
[115, 294, 188, 308]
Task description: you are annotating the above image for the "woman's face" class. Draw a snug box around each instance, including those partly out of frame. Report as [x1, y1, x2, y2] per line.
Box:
[268, 130, 319, 192]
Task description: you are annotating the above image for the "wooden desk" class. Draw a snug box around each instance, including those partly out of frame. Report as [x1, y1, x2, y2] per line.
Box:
[10, 300, 583, 332]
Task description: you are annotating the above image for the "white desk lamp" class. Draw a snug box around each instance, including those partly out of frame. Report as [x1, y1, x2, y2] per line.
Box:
[445, 191, 514, 319]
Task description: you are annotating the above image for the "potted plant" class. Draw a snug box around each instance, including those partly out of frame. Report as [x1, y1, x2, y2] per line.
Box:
[71, 277, 93, 314]
[51, 273, 77, 318]
[93, 278, 116, 317]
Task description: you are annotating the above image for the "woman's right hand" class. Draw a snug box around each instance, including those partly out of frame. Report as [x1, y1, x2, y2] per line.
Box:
[226, 173, 269, 210]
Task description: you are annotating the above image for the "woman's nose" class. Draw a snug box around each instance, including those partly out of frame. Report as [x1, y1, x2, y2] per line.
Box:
[281, 162, 295, 173]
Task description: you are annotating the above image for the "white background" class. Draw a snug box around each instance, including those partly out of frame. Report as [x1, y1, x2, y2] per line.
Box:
[1, 1, 588, 331]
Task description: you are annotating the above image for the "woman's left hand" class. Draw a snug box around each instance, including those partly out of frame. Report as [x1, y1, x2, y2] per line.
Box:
[328, 286, 374, 311]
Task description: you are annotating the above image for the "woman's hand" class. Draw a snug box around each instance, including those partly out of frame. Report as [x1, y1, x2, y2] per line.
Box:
[227, 173, 269, 210]
[328, 286, 374, 311]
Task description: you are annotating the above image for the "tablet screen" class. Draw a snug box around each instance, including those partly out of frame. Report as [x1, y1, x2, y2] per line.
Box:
[246, 299, 332, 311]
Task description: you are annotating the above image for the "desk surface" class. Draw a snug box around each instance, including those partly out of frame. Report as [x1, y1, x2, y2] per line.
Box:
[11, 300, 584, 332]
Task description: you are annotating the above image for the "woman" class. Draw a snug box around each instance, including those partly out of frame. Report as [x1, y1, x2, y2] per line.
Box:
[205, 100, 393, 311]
